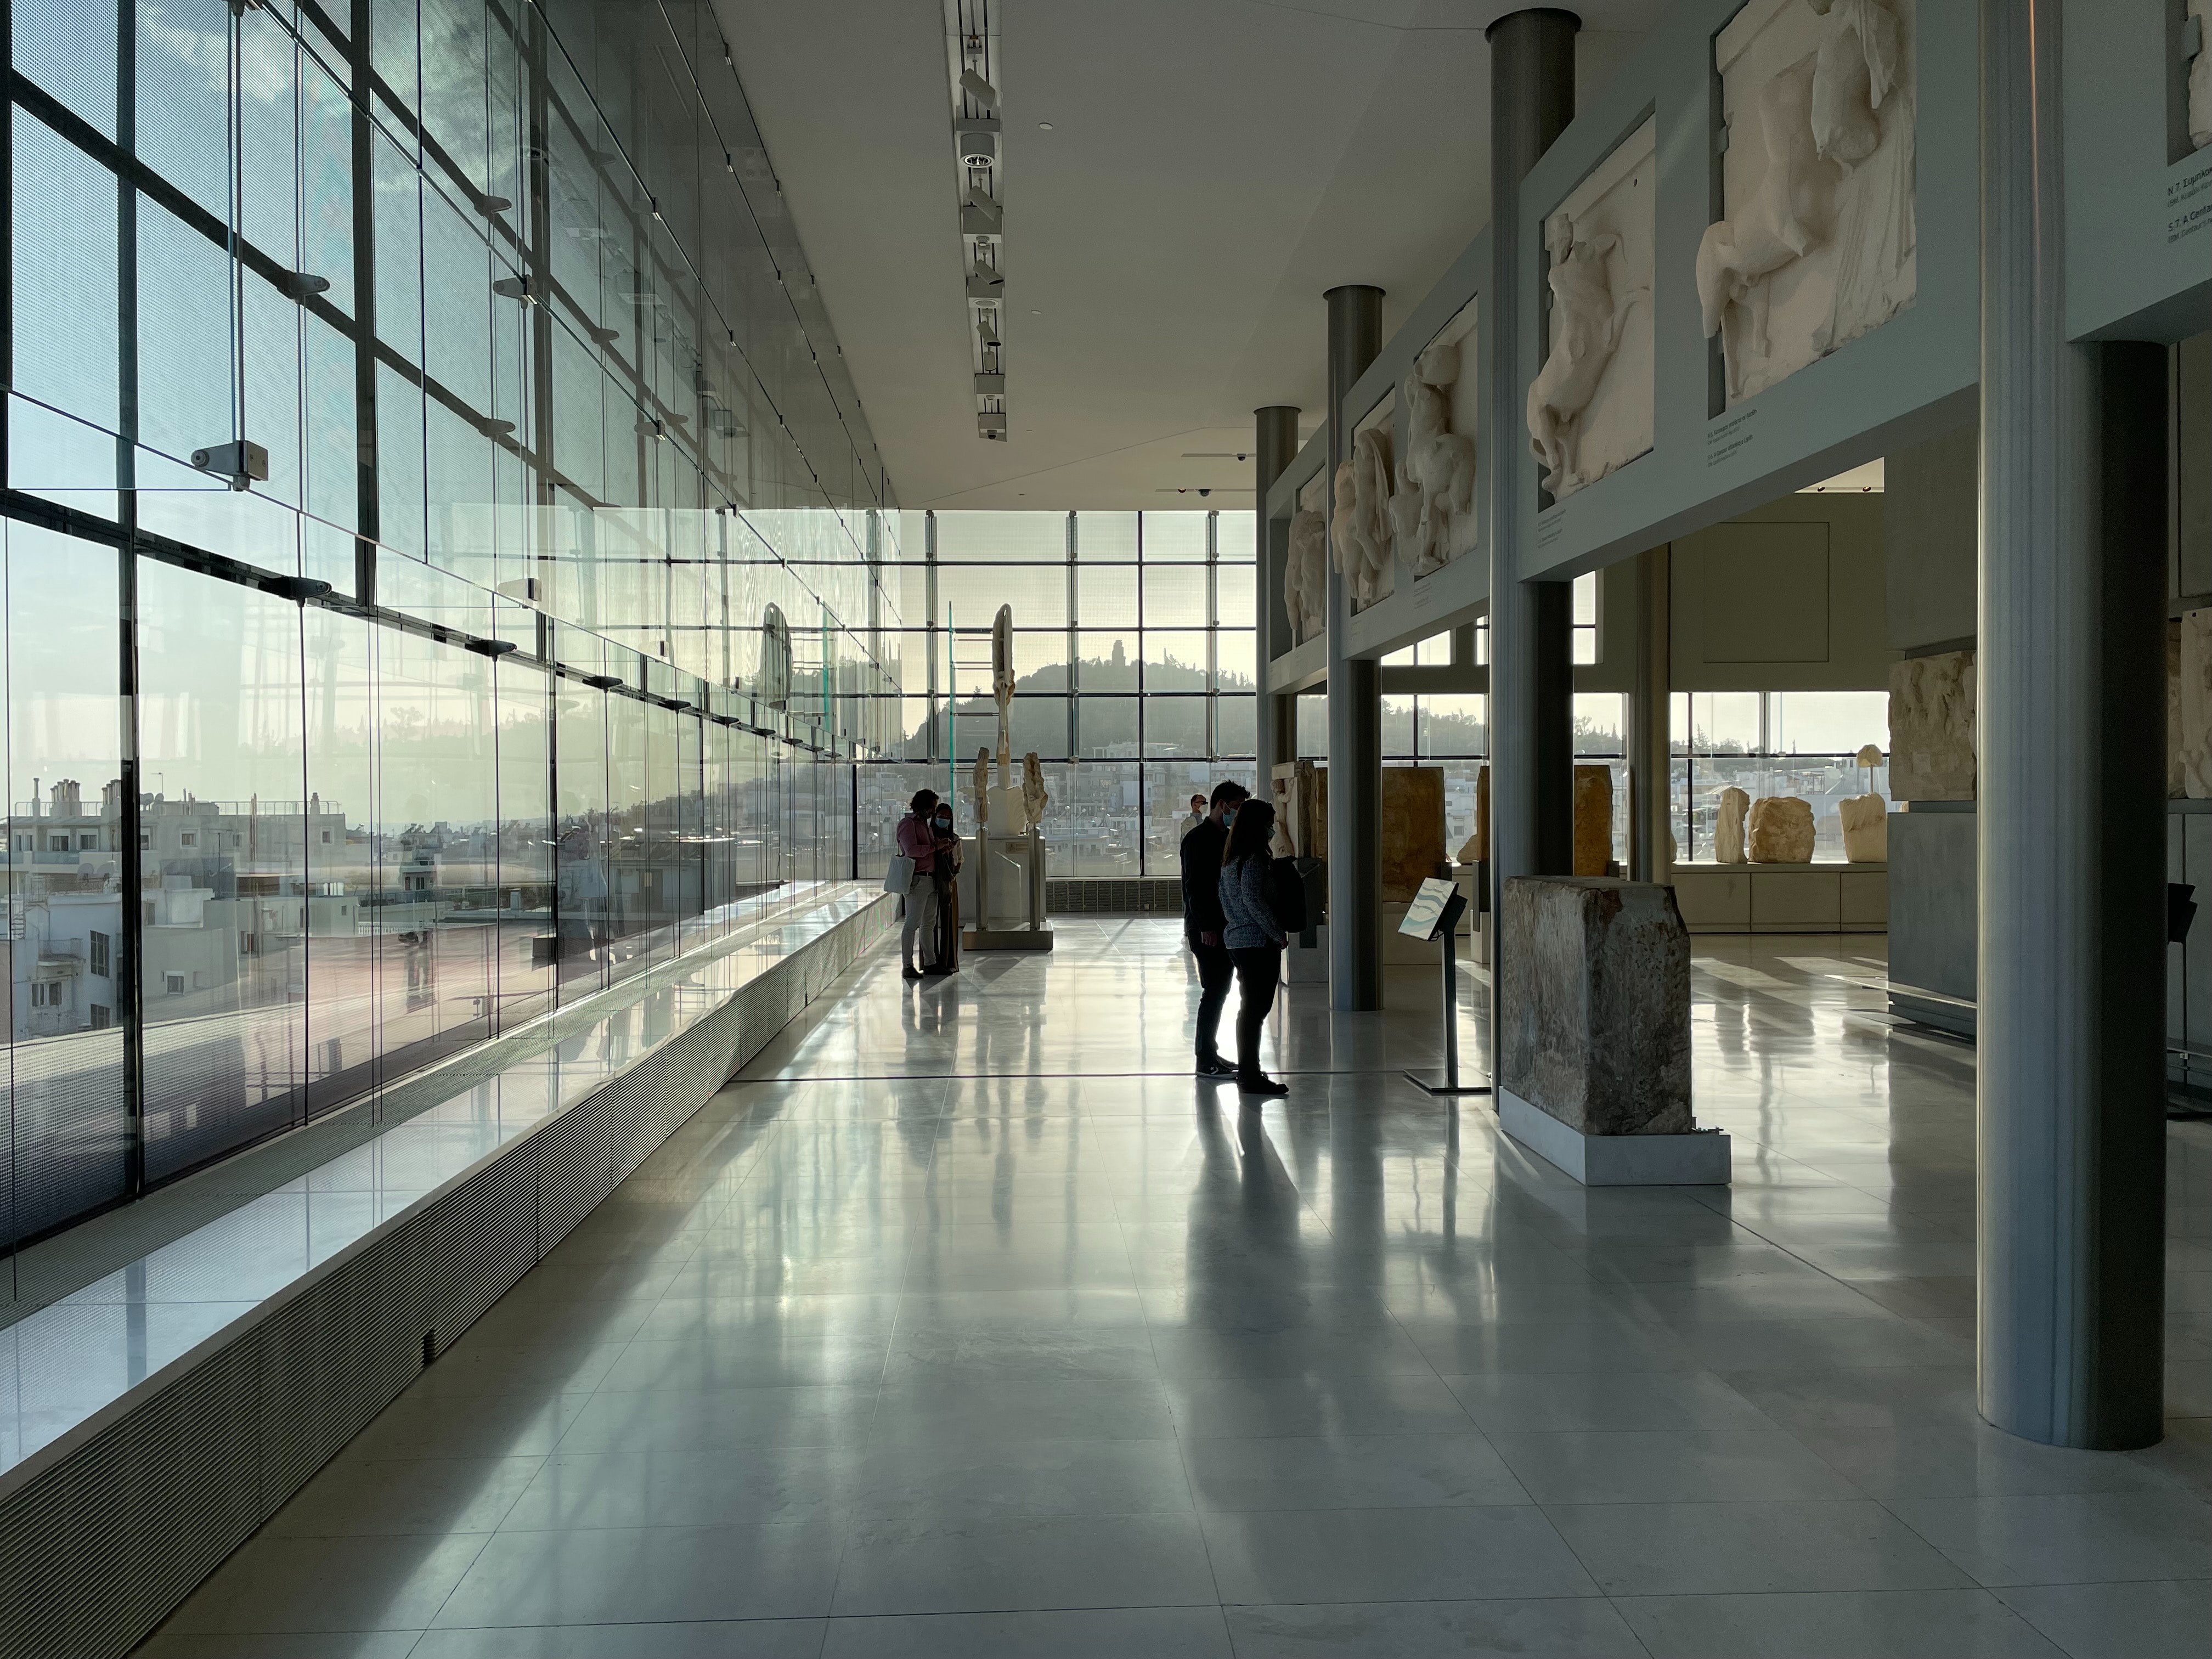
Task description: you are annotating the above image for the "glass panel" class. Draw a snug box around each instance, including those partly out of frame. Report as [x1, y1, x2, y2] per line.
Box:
[1075, 511, 1138, 561]
[1076, 631, 1137, 691]
[1041, 760, 1139, 875]
[3, 525, 130, 1245]
[1141, 512, 1206, 561]
[1076, 564, 1137, 627]
[1215, 563, 1254, 628]
[1142, 565, 1206, 627]
[1076, 696, 1138, 759]
[934, 510, 1066, 560]
[1142, 632, 1209, 692]
[937, 563, 1066, 629]
[136, 561, 308, 1181]
[1215, 511, 1255, 562]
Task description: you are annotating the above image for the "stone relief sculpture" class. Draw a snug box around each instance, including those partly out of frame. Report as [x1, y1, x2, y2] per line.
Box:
[1838, 793, 1888, 861]
[972, 747, 991, 828]
[1285, 507, 1327, 645]
[1330, 426, 1395, 608]
[1888, 648, 1975, 800]
[1700, 0, 1915, 405]
[1714, 785, 1751, 864]
[1021, 752, 1049, 828]
[990, 602, 1016, 772]
[1748, 795, 1815, 863]
[2180, 608, 2212, 798]
[1528, 212, 1645, 499]
[2194, 0, 2212, 151]
[1390, 343, 1477, 578]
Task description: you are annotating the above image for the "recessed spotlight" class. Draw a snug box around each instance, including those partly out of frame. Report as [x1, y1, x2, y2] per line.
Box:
[1037, 121, 1054, 131]
[1029, 308, 1041, 315]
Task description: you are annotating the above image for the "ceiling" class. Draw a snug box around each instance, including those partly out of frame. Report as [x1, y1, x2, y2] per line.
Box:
[715, 0, 1668, 510]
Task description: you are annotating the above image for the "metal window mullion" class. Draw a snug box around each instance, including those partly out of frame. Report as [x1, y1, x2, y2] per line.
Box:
[1205, 509, 1217, 760]
[115, 0, 149, 1199]
[1136, 509, 1146, 874]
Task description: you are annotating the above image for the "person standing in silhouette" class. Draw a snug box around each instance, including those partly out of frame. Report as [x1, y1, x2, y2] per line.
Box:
[1180, 780, 1247, 1080]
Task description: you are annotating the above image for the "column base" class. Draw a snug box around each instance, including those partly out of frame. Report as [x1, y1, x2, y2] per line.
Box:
[1498, 1088, 1731, 1186]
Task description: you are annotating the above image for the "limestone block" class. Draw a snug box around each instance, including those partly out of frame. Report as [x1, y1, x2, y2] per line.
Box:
[1714, 786, 1751, 864]
[1888, 648, 1976, 801]
[1573, 764, 1613, 876]
[1748, 795, 1815, 863]
[2181, 608, 2212, 799]
[1838, 793, 1888, 862]
[1499, 877, 1692, 1136]
[1380, 766, 1446, 904]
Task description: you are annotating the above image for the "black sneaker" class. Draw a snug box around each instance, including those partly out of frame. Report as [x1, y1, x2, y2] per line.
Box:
[1195, 1056, 1237, 1079]
[1237, 1073, 1289, 1097]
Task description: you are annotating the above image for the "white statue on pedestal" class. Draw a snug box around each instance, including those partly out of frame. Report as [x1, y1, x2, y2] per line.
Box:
[1285, 507, 1327, 644]
[1527, 212, 1645, 499]
[986, 605, 1029, 835]
[1390, 343, 1477, 579]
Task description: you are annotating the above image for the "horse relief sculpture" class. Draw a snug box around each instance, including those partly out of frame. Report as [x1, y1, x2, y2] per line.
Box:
[1527, 211, 1646, 500]
[1390, 342, 1477, 578]
[1699, 0, 1915, 405]
[1329, 428, 1395, 610]
[1285, 507, 1327, 645]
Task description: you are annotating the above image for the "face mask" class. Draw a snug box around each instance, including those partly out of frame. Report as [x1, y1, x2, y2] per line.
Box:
[934, 815, 951, 830]
[1222, 806, 1238, 827]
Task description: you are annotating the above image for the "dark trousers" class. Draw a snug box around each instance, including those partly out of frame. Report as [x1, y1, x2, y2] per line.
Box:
[1229, 945, 1282, 1077]
[1191, 939, 1234, 1062]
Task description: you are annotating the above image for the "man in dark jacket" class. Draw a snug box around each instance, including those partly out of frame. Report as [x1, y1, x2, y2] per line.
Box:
[1181, 780, 1249, 1079]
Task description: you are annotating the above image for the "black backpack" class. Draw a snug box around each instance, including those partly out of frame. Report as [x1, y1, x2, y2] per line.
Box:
[1270, 855, 1308, 935]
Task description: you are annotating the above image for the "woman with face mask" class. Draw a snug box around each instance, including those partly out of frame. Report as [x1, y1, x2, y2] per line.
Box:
[926, 800, 962, 974]
[896, 789, 942, 979]
[1216, 797, 1289, 1095]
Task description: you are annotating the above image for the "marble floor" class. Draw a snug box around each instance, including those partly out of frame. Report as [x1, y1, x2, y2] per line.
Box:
[139, 922, 2212, 1658]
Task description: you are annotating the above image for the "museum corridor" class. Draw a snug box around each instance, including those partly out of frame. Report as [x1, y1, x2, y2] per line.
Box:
[134, 924, 2212, 1658]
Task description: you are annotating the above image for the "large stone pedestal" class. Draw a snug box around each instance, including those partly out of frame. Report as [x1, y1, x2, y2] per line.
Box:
[1498, 876, 1727, 1185]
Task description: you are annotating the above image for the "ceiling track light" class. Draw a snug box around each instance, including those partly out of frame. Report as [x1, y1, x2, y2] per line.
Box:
[948, 1, 1009, 443]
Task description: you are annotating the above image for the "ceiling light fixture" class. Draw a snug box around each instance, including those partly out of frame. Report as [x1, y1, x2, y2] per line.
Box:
[947, 2, 1007, 442]
[1037, 121, 1053, 131]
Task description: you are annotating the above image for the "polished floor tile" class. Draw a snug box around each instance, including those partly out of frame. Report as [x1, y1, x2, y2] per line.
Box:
[133, 927, 2212, 1652]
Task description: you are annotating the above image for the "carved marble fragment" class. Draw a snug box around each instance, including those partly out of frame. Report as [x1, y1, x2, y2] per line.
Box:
[1714, 786, 1751, 864]
[1285, 507, 1328, 645]
[2181, 608, 2212, 799]
[1888, 648, 1975, 801]
[1838, 793, 1888, 862]
[1748, 795, 1816, 863]
[1700, 0, 1916, 405]
[1390, 343, 1477, 578]
[1573, 765, 1614, 877]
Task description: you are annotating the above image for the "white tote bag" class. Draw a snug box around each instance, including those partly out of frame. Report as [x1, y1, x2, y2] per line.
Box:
[883, 852, 916, 895]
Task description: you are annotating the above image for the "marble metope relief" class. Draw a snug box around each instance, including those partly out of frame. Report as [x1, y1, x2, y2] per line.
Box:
[2180, 608, 2212, 799]
[1888, 648, 1975, 801]
[1747, 795, 1815, 863]
[1701, 0, 1916, 407]
[1285, 507, 1328, 645]
[1714, 785, 1751, 864]
[2193, 0, 2212, 151]
[1528, 119, 1655, 503]
[1393, 300, 1481, 578]
[1332, 403, 1396, 611]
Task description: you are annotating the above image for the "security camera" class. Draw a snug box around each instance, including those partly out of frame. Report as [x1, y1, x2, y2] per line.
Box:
[1198, 488, 1212, 498]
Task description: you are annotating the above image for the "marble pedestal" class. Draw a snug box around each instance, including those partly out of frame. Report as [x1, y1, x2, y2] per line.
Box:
[962, 831, 1053, 952]
[1498, 876, 1727, 1186]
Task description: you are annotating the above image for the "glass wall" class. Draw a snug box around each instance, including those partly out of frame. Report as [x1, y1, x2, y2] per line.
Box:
[861, 510, 1255, 878]
[1673, 691, 1892, 862]
[1, 0, 894, 1249]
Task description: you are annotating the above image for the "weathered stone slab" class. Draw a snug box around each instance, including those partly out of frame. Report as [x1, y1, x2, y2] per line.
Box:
[1889, 648, 1976, 801]
[1381, 766, 1446, 902]
[2180, 608, 2212, 799]
[1500, 877, 1692, 1137]
[1573, 765, 1613, 877]
[1747, 795, 1814, 864]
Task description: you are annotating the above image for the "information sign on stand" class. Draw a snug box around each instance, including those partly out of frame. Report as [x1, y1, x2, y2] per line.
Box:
[1400, 876, 1491, 1098]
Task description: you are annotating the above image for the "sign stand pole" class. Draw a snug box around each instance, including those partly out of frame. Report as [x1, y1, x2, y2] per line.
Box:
[1401, 882, 1492, 1098]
